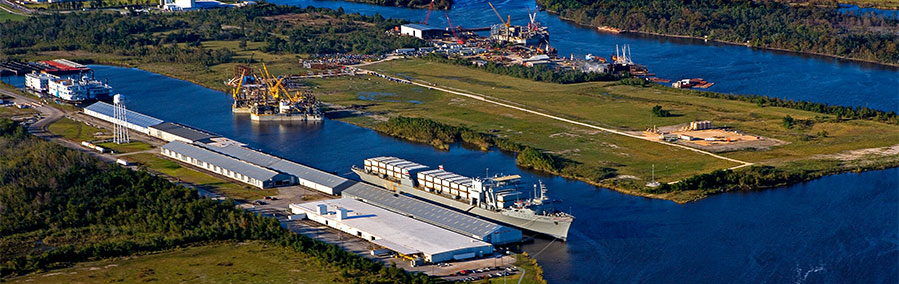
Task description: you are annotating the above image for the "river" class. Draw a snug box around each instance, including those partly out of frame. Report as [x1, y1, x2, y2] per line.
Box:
[7, 64, 895, 283]
[273, 0, 899, 112]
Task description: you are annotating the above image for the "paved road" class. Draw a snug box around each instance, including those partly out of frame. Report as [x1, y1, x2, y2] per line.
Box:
[1, 0, 32, 14]
[359, 68, 754, 171]
[0, 88, 122, 163]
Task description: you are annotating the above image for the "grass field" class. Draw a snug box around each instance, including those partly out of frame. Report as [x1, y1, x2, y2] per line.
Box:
[306, 59, 899, 200]
[313, 74, 739, 182]
[97, 141, 153, 153]
[7, 241, 342, 283]
[127, 153, 275, 201]
[48, 117, 107, 142]
[0, 106, 37, 119]
[0, 4, 27, 22]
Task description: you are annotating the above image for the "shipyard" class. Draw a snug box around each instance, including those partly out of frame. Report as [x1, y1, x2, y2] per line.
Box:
[1, 1, 897, 283]
[0, 73, 543, 281]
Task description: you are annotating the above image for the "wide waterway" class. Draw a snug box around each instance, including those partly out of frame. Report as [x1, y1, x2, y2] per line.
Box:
[7, 65, 895, 283]
[274, 0, 899, 112]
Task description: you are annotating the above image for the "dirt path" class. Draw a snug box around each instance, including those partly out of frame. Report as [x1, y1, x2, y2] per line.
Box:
[359, 68, 754, 170]
[812, 144, 899, 161]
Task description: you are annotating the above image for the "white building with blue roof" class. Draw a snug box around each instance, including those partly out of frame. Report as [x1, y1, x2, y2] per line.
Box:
[83, 101, 164, 135]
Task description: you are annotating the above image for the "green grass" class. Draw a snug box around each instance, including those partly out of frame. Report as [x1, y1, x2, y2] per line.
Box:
[307, 59, 899, 201]
[312, 68, 738, 183]
[7, 241, 341, 283]
[48, 117, 107, 142]
[0, 4, 27, 22]
[0, 106, 37, 119]
[97, 141, 153, 153]
[473, 253, 545, 284]
[127, 153, 275, 201]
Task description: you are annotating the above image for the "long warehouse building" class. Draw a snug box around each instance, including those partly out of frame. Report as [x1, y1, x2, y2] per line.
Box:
[205, 144, 356, 195]
[342, 182, 522, 245]
[83, 101, 164, 135]
[290, 198, 494, 263]
[161, 141, 293, 189]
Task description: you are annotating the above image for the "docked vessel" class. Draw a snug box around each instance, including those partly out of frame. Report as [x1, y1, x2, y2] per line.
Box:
[352, 156, 574, 240]
[25, 71, 112, 103]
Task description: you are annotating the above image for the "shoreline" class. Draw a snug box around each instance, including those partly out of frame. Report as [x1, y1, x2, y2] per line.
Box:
[547, 12, 899, 69]
[18, 60, 896, 204]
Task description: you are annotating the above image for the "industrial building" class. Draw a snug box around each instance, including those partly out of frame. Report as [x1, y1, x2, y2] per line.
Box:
[342, 182, 522, 245]
[83, 101, 164, 134]
[400, 24, 444, 39]
[290, 198, 494, 263]
[160, 0, 194, 10]
[205, 144, 355, 195]
[161, 141, 292, 189]
[148, 122, 220, 143]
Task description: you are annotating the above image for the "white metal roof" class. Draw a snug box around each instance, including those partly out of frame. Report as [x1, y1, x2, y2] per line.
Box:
[162, 141, 281, 181]
[293, 198, 491, 257]
[206, 144, 352, 189]
[84, 101, 164, 128]
[342, 183, 510, 239]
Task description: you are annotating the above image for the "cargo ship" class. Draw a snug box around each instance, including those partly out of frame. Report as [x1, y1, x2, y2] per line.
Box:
[351, 157, 574, 240]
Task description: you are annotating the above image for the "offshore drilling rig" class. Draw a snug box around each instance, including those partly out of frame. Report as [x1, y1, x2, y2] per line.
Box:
[226, 64, 322, 121]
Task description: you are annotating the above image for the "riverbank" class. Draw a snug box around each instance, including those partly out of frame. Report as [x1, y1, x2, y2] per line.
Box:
[14, 46, 898, 203]
[548, 13, 899, 69]
[312, 58, 899, 203]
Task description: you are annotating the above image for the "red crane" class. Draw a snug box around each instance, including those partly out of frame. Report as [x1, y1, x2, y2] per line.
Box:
[423, 0, 434, 25]
[445, 11, 463, 44]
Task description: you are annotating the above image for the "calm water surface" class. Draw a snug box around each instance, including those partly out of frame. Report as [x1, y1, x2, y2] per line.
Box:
[274, 0, 899, 112]
[5, 66, 891, 283]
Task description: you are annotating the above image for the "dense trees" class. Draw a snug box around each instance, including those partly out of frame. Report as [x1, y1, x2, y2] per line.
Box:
[651, 105, 671, 117]
[669, 85, 898, 123]
[537, 0, 899, 65]
[0, 4, 423, 64]
[422, 53, 622, 84]
[0, 119, 430, 283]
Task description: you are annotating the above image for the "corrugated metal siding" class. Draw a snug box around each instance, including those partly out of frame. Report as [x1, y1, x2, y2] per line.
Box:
[206, 144, 352, 192]
[342, 183, 507, 240]
[161, 141, 281, 182]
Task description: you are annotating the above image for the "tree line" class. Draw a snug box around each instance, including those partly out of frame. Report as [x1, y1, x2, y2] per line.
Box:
[662, 85, 898, 124]
[421, 53, 622, 84]
[375, 116, 616, 182]
[537, 0, 899, 65]
[0, 119, 431, 283]
[0, 4, 423, 65]
[345, 0, 452, 9]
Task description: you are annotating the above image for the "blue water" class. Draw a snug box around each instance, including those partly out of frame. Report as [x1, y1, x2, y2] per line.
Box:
[6, 65, 892, 283]
[839, 4, 899, 19]
[274, 0, 899, 112]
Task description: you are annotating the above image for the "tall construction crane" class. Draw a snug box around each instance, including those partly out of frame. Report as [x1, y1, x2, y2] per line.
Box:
[489, 2, 509, 28]
[445, 11, 463, 44]
[422, 0, 434, 25]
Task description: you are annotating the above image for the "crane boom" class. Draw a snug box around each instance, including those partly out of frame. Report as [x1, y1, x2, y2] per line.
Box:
[488, 2, 506, 26]
[423, 0, 434, 24]
[444, 11, 462, 44]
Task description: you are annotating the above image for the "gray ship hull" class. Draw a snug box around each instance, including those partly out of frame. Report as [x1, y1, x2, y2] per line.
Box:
[352, 168, 572, 241]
